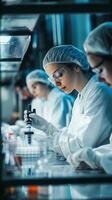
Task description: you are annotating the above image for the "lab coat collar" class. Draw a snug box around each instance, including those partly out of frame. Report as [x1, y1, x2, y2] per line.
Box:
[47, 87, 59, 100]
[79, 75, 97, 98]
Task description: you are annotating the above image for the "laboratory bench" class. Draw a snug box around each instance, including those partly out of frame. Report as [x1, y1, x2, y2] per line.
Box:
[2, 151, 112, 200]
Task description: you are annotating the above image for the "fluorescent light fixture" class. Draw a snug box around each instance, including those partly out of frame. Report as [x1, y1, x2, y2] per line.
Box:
[0, 36, 11, 43]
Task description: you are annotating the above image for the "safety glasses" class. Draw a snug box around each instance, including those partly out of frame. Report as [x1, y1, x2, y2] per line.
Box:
[92, 59, 105, 74]
[48, 67, 65, 83]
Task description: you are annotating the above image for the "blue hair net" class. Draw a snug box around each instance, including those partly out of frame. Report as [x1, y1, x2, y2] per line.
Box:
[84, 22, 112, 57]
[43, 45, 89, 70]
[26, 69, 50, 86]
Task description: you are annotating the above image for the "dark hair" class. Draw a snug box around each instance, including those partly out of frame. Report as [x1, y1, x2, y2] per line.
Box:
[15, 79, 25, 88]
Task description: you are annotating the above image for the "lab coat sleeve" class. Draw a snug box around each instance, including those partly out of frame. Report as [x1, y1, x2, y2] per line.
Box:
[78, 85, 112, 147]
[56, 84, 112, 161]
[49, 95, 74, 128]
[72, 144, 112, 173]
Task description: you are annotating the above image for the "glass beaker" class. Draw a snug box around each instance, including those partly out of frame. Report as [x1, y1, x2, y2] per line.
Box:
[35, 137, 50, 173]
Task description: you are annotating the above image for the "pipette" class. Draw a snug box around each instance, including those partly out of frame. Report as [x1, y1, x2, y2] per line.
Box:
[24, 104, 36, 144]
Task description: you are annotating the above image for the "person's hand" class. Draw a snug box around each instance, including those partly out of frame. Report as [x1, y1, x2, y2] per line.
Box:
[24, 110, 47, 131]
[24, 111, 57, 135]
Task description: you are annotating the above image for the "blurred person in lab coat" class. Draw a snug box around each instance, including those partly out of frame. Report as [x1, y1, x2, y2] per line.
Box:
[15, 79, 32, 120]
[26, 69, 74, 198]
[10, 79, 32, 123]
[26, 69, 74, 129]
[24, 45, 112, 164]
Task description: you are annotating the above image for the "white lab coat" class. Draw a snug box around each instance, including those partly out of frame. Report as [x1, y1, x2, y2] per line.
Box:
[43, 87, 74, 128]
[31, 97, 45, 116]
[73, 142, 112, 174]
[52, 76, 112, 162]
[62, 142, 112, 174]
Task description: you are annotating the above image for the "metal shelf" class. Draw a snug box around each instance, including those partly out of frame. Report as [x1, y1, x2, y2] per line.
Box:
[1, 2, 112, 14]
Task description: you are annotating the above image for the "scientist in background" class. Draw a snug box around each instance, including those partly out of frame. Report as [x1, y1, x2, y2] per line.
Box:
[24, 45, 112, 164]
[26, 69, 75, 129]
[84, 21, 112, 86]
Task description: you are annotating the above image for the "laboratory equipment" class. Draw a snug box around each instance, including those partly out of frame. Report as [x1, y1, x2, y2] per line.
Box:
[24, 104, 36, 145]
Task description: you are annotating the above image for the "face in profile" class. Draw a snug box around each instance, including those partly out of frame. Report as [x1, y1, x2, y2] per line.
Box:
[45, 63, 82, 93]
[87, 54, 112, 86]
[27, 81, 48, 98]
